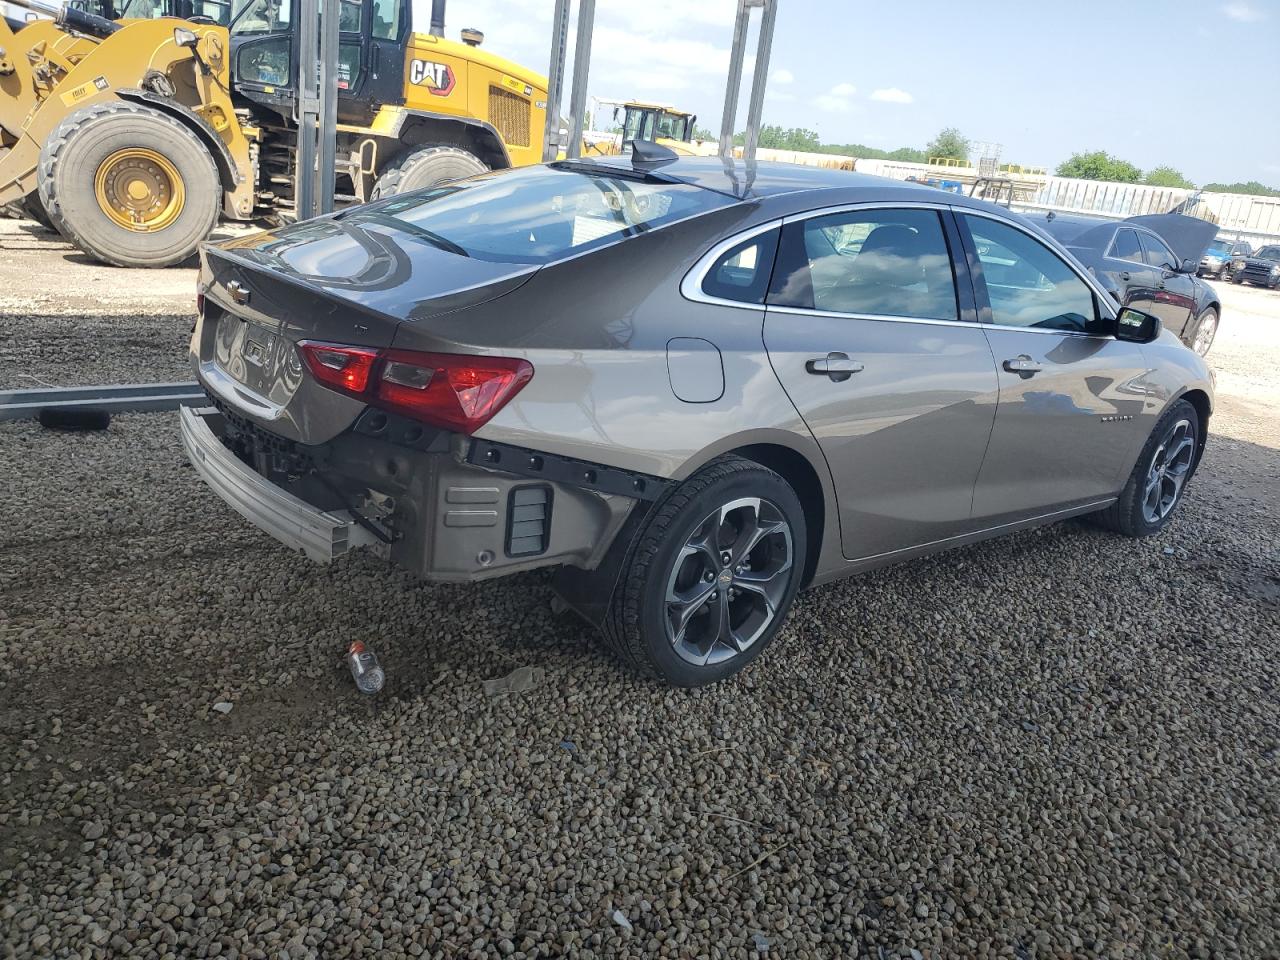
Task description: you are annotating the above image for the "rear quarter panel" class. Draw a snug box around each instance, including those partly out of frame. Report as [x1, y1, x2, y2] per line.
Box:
[389, 203, 843, 570]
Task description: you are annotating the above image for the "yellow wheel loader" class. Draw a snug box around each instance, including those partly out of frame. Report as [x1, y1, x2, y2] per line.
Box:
[583, 99, 700, 157]
[0, 0, 547, 267]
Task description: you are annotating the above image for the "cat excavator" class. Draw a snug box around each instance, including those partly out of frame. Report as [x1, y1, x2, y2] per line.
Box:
[0, 0, 547, 266]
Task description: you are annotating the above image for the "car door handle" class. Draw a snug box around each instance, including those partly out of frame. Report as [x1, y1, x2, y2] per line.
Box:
[1003, 356, 1043, 375]
[1119, 271, 1131, 281]
[806, 352, 864, 382]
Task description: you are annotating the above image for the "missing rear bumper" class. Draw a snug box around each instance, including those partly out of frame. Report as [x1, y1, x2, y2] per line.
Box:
[179, 405, 379, 563]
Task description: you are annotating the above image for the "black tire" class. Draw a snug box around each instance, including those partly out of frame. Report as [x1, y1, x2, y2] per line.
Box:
[22, 193, 56, 231]
[603, 456, 807, 687]
[369, 145, 488, 200]
[1232, 272, 1244, 285]
[1189, 307, 1218, 357]
[1092, 400, 1200, 538]
[37, 101, 221, 268]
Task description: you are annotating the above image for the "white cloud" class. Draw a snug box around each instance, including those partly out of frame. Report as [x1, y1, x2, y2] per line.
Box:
[773, 68, 795, 84]
[1223, 2, 1266, 20]
[870, 87, 913, 104]
[815, 82, 856, 113]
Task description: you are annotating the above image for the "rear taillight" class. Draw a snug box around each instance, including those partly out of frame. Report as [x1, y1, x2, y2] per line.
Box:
[297, 341, 532, 435]
[298, 342, 380, 394]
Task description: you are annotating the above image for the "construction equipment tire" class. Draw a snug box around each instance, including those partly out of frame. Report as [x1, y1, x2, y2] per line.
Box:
[38, 101, 221, 268]
[370, 145, 488, 200]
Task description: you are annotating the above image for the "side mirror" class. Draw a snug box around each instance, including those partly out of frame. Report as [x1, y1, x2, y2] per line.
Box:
[174, 26, 199, 48]
[1179, 258, 1198, 274]
[1115, 307, 1161, 344]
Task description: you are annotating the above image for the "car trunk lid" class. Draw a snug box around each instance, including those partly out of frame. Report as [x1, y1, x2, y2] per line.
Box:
[195, 216, 537, 444]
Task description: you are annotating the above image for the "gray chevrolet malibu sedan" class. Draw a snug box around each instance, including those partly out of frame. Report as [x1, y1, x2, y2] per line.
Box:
[182, 155, 1213, 687]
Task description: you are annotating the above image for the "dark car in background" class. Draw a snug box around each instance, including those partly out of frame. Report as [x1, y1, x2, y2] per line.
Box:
[1199, 237, 1252, 280]
[1235, 244, 1280, 289]
[1039, 213, 1222, 357]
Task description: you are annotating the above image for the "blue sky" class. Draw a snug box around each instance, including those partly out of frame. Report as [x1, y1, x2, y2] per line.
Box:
[419, 0, 1279, 186]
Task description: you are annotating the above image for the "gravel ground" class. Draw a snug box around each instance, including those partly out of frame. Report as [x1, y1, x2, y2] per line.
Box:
[1, 217, 1278, 959]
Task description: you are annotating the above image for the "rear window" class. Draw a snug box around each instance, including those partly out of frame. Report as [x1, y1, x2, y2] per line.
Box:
[360, 163, 734, 265]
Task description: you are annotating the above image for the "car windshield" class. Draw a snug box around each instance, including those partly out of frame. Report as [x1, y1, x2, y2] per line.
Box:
[1256, 246, 1280, 261]
[357, 164, 735, 265]
[1207, 240, 1232, 255]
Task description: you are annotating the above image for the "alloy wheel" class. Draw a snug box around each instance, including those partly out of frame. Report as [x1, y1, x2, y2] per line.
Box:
[664, 497, 794, 666]
[1193, 312, 1217, 356]
[1142, 418, 1196, 524]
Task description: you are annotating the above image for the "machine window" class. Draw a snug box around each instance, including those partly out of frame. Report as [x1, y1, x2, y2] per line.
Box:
[1110, 228, 1143, 263]
[964, 216, 1101, 333]
[371, 0, 401, 38]
[701, 230, 780, 304]
[236, 36, 292, 86]
[769, 208, 959, 320]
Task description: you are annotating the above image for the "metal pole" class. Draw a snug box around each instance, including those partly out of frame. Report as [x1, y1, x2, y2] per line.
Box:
[294, 0, 319, 220]
[564, 0, 595, 160]
[719, 0, 751, 159]
[742, 0, 776, 163]
[315, 0, 339, 215]
[542, 0, 570, 162]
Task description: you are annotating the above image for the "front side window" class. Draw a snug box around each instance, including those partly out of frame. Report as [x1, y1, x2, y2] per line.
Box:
[769, 208, 958, 321]
[964, 215, 1101, 334]
[623, 109, 656, 142]
[1111, 228, 1143, 263]
[359, 163, 736, 264]
[701, 229, 780, 304]
[1139, 233, 1178, 270]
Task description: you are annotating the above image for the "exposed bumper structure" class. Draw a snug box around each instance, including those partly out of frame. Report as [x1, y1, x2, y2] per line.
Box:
[179, 405, 378, 564]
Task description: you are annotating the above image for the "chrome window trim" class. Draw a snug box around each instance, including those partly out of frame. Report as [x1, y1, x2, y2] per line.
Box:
[681, 201, 1120, 341]
[680, 218, 784, 308]
[766, 305, 1110, 338]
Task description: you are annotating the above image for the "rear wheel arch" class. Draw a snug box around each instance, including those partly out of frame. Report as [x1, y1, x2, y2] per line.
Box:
[727, 443, 826, 588]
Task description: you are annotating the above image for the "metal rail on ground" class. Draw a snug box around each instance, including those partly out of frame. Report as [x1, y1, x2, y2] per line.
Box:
[0, 382, 204, 421]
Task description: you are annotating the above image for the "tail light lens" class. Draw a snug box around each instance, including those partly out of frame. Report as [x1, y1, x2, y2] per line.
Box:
[297, 341, 533, 435]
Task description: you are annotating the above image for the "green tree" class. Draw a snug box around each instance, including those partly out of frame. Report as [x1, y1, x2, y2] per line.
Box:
[752, 125, 821, 151]
[925, 127, 970, 162]
[1055, 150, 1143, 183]
[692, 125, 716, 141]
[1144, 166, 1195, 189]
[1201, 180, 1280, 197]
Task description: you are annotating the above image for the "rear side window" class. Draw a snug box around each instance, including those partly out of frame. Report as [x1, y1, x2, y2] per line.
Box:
[362, 163, 735, 264]
[963, 215, 1102, 334]
[1111, 228, 1143, 263]
[701, 229, 780, 304]
[768, 208, 958, 320]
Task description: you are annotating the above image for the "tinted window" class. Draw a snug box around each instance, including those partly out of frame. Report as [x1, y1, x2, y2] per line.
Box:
[769, 209, 958, 320]
[364, 164, 735, 264]
[1111, 228, 1144, 262]
[1140, 233, 1177, 269]
[702, 230, 780, 304]
[964, 216, 1101, 334]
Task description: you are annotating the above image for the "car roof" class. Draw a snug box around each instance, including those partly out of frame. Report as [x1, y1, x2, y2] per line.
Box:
[564, 155, 969, 202]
